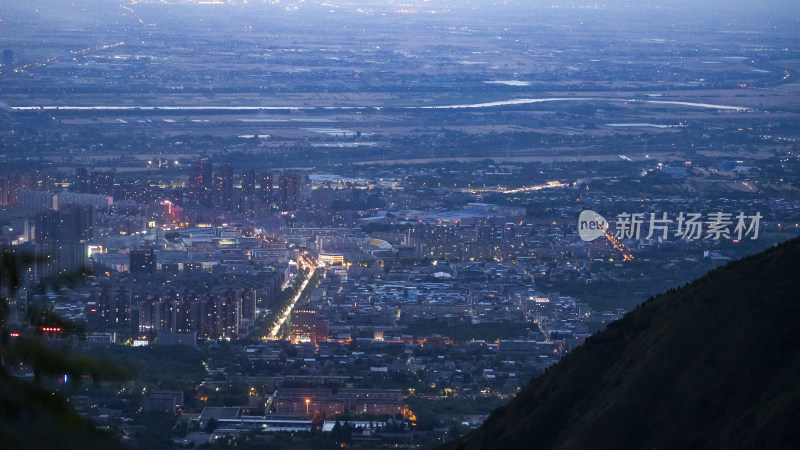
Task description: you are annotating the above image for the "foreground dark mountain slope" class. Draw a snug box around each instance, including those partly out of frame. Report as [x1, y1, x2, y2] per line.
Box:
[442, 237, 800, 450]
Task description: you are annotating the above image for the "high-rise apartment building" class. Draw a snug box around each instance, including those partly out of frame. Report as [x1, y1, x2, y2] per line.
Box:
[279, 172, 302, 211]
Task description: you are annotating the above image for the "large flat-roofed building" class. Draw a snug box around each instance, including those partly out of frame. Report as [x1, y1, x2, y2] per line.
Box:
[275, 388, 406, 419]
[143, 390, 184, 414]
[197, 407, 311, 433]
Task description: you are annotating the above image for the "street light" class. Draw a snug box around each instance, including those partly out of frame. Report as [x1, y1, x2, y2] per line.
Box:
[305, 399, 310, 414]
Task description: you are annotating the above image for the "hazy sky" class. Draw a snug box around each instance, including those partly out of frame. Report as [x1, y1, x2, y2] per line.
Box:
[2, 0, 799, 12]
[1, 0, 798, 35]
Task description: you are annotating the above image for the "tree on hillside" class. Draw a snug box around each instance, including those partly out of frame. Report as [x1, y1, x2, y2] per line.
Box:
[0, 249, 127, 449]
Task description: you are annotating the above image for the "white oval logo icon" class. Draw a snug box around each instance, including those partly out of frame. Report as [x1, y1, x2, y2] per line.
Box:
[578, 210, 608, 242]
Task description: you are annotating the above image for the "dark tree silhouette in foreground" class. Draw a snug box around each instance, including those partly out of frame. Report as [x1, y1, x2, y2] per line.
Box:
[0, 249, 128, 449]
